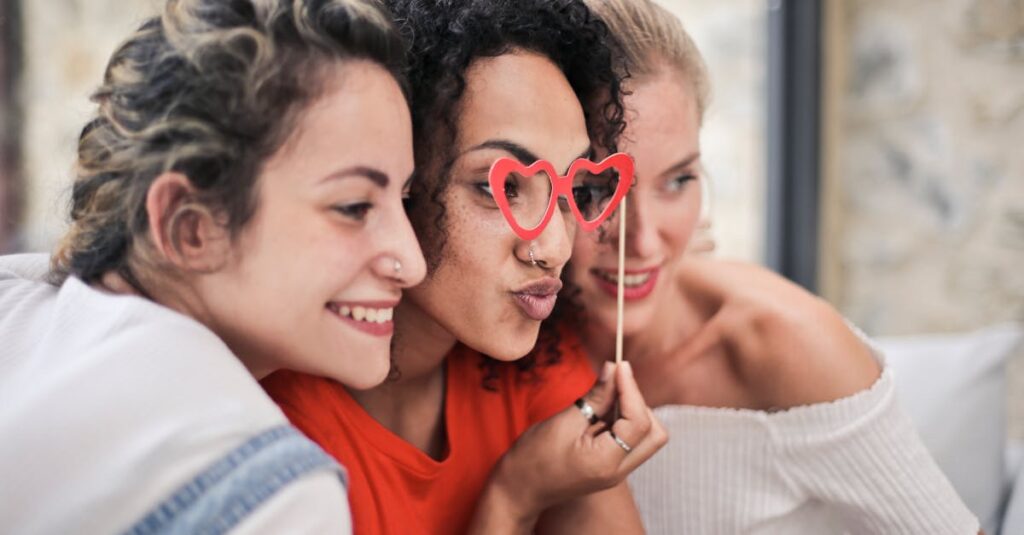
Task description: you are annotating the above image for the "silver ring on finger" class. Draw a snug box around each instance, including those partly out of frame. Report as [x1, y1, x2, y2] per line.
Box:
[610, 431, 632, 453]
[574, 397, 600, 425]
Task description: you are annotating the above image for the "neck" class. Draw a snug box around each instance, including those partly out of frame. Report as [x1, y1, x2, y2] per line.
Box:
[99, 268, 272, 380]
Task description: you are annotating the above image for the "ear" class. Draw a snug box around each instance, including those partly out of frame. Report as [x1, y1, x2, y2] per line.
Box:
[145, 172, 230, 273]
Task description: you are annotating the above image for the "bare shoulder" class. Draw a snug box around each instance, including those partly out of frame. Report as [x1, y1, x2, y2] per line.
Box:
[672, 259, 881, 410]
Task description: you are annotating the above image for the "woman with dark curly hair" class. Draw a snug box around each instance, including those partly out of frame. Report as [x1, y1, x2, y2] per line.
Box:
[262, 0, 666, 533]
[0, 0, 426, 532]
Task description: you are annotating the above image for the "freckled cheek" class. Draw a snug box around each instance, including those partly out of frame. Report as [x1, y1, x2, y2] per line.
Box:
[451, 214, 518, 274]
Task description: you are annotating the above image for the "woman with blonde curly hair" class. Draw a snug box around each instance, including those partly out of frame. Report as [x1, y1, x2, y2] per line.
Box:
[0, 0, 426, 532]
[567, 0, 980, 533]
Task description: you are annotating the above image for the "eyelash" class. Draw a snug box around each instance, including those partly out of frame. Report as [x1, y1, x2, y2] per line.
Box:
[332, 202, 373, 221]
[474, 180, 519, 201]
[473, 181, 613, 211]
[665, 174, 697, 193]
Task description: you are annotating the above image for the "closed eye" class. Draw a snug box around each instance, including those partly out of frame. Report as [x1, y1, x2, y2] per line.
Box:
[332, 202, 373, 221]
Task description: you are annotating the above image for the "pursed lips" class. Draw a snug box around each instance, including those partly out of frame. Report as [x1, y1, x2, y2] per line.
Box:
[511, 277, 562, 321]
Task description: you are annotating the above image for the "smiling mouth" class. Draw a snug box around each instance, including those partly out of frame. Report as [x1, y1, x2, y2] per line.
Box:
[326, 302, 396, 336]
[594, 270, 654, 287]
[327, 303, 394, 323]
[590, 267, 660, 300]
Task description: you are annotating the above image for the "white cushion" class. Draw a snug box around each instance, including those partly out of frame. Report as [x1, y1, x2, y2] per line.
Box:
[874, 324, 1023, 535]
[1003, 441, 1024, 535]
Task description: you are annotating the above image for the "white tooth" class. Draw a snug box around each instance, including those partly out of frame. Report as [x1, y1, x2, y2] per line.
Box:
[353, 306, 366, 321]
[372, 309, 384, 324]
[365, 308, 378, 322]
[340, 305, 351, 317]
[382, 308, 392, 322]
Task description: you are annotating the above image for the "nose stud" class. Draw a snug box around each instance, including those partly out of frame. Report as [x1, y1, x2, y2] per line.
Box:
[393, 259, 402, 275]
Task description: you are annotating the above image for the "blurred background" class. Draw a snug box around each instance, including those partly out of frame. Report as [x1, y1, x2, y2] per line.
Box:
[0, 0, 1022, 528]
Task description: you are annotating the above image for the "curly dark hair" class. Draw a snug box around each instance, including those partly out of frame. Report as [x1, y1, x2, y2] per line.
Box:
[383, 0, 626, 271]
[381, 0, 626, 388]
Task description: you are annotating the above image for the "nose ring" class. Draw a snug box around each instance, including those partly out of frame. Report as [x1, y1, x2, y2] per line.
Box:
[528, 245, 539, 267]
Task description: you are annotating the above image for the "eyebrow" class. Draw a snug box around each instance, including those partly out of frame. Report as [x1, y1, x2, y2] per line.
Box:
[465, 139, 593, 172]
[320, 166, 390, 187]
[658, 152, 702, 178]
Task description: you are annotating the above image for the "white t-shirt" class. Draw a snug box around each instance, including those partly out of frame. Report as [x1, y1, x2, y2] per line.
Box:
[0, 255, 350, 534]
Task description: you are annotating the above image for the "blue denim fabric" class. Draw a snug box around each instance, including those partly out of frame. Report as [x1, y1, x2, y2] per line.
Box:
[122, 424, 346, 535]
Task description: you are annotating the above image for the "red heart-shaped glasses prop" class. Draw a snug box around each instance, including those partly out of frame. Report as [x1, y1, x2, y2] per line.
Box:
[487, 153, 633, 241]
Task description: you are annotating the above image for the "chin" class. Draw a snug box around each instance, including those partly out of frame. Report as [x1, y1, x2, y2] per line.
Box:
[469, 324, 540, 362]
[335, 361, 391, 391]
[322, 339, 392, 390]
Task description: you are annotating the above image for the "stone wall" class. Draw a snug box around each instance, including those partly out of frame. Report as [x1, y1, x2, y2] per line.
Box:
[18, 0, 157, 251]
[661, 0, 767, 264]
[822, 0, 1024, 436]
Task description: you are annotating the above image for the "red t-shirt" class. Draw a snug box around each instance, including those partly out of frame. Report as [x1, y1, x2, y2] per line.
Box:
[261, 330, 596, 535]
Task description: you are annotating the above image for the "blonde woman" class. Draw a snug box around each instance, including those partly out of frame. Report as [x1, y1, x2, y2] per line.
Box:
[564, 0, 981, 533]
[0, 0, 426, 532]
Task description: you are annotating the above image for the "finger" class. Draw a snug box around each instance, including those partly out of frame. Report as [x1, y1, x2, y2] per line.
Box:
[582, 362, 618, 416]
[615, 408, 669, 473]
[584, 420, 608, 438]
[610, 362, 651, 431]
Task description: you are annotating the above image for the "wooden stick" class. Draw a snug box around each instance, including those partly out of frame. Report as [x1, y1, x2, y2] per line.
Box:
[615, 196, 626, 364]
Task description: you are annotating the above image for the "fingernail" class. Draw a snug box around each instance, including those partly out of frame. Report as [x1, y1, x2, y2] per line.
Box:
[602, 362, 615, 382]
[622, 361, 633, 377]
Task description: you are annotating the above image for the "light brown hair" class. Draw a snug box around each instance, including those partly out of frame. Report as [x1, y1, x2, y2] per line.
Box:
[585, 0, 710, 121]
[52, 0, 404, 287]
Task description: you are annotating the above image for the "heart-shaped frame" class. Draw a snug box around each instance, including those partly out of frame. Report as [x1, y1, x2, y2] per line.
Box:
[487, 152, 633, 241]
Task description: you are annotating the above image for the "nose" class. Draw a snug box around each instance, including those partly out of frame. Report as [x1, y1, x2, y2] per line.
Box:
[374, 205, 427, 288]
[523, 209, 575, 270]
[604, 194, 657, 259]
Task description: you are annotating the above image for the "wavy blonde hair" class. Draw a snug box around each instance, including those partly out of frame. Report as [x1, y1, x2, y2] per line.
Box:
[52, 0, 404, 286]
[585, 0, 710, 122]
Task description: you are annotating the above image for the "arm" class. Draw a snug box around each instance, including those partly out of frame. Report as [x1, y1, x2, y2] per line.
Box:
[535, 482, 643, 535]
[233, 471, 352, 534]
[466, 467, 540, 535]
